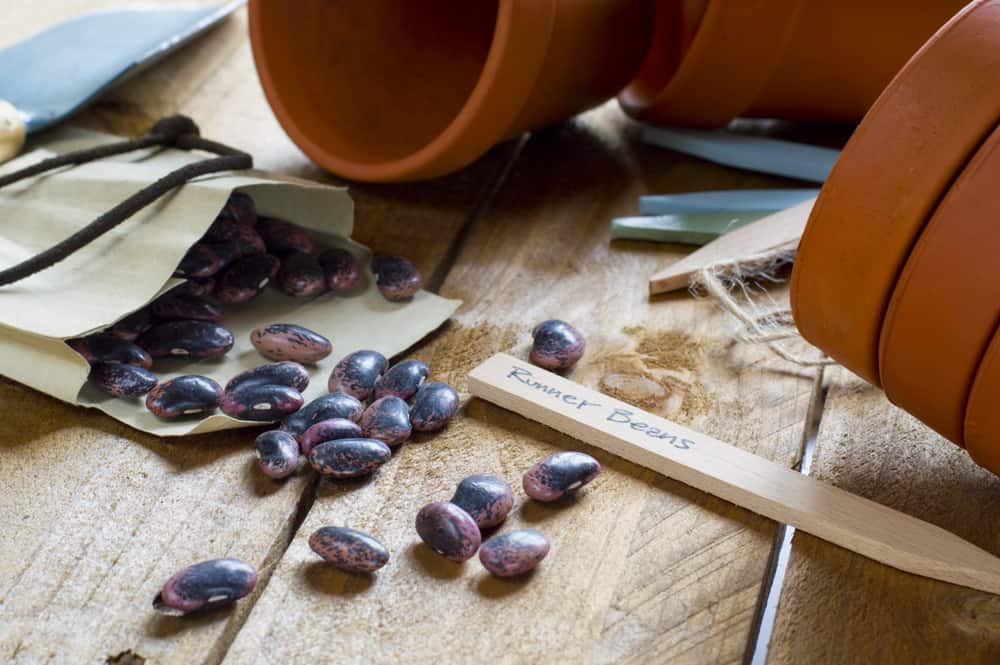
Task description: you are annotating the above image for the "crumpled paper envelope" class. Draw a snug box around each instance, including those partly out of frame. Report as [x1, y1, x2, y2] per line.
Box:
[0, 129, 460, 435]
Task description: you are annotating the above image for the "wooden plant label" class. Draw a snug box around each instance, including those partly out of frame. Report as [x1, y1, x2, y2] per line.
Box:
[469, 353, 1000, 594]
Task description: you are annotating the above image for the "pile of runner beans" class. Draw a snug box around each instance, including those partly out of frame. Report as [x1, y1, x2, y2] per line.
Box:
[63, 200, 596, 613]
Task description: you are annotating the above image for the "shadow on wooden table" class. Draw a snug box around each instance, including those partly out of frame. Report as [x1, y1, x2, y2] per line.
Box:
[302, 561, 375, 597]
[144, 603, 233, 638]
[406, 542, 467, 581]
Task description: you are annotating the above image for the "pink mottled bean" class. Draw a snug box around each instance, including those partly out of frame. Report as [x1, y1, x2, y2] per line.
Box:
[415, 502, 481, 563]
[479, 529, 550, 577]
[250, 323, 332, 363]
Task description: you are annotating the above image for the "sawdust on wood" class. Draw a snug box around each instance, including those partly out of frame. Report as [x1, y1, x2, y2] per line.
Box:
[593, 327, 714, 424]
[626, 326, 704, 374]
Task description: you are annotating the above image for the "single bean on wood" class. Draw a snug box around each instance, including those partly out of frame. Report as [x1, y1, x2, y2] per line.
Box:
[530, 319, 585, 371]
[479, 529, 550, 577]
[523, 451, 601, 502]
[415, 502, 481, 563]
[309, 526, 389, 573]
[449, 473, 514, 529]
[153, 558, 257, 616]
[409, 381, 460, 432]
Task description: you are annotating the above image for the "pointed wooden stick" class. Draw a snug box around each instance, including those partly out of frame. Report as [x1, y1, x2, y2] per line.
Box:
[648, 197, 816, 295]
[469, 353, 1000, 595]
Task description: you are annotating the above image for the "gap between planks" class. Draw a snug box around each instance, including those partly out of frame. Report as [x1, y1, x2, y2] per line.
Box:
[745, 367, 829, 665]
[196, 136, 527, 665]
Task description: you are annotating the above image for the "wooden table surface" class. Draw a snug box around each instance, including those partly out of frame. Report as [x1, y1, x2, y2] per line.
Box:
[3, 4, 1000, 664]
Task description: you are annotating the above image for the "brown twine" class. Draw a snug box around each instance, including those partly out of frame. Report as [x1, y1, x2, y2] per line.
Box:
[0, 115, 252, 287]
[690, 244, 837, 367]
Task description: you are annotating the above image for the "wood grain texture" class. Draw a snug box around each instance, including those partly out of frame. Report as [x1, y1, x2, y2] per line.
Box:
[223, 107, 818, 665]
[767, 367, 1000, 665]
[0, 4, 512, 663]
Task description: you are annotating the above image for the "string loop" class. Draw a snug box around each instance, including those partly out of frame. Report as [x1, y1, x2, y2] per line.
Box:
[0, 115, 252, 287]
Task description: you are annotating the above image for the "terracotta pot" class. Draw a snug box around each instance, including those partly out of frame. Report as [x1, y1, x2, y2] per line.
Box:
[248, 0, 654, 182]
[791, 1, 1000, 474]
[620, 0, 967, 127]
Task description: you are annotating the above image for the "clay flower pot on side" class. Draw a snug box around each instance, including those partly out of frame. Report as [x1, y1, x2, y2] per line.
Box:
[249, 0, 654, 182]
[619, 0, 968, 127]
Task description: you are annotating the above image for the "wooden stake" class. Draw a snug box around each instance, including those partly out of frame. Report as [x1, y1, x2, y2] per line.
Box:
[648, 197, 816, 295]
[469, 353, 1000, 595]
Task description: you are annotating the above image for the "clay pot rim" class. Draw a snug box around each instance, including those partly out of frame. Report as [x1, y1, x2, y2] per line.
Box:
[248, 1, 554, 182]
[619, 0, 805, 127]
[878, 123, 1000, 446]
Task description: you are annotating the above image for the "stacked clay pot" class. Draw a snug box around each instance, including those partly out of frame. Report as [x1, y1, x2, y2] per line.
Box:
[619, 0, 967, 126]
[791, 0, 1000, 475]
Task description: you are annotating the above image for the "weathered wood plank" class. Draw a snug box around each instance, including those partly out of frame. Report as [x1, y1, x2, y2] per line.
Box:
[224, 106, 818, 665]
[767, 367, 1000, 665]
[0, 5, 513, 663]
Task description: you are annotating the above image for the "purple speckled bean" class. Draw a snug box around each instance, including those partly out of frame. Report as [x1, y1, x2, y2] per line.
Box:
[145, 375, 223, 419]
[281, 392, 364, 440]
[371, 255, 422, 301]
[176, 279, 216, 299]
[257, 217, 314, 255]
[215, 254, 280, 304]
[522, 451, 600, 502]
[318, 248, 361, 293]
[205, 219, 265, 259]
[308, 438, 391, 479]
[409, 381, 459, 432]
[231, 224, 266, 257]
[277, 251, 326, 297]
[138, 321, 234, 360]
[174, 243, 222, 279]
[255, 430, 300, 479]
[530, 320, 585, 371]
[205, 216, 244, 243]
[250, 323, 332, 363]
[88, 362, 158, 398]
[300, 417, 362, 455]
[479, 529, 550, 577]
[309, 526, 389, 573]
[450, 473, 514, 529]
[327, 350, 387, 401]
[226, 361, 310, 393]
[67, 333, 152, 369]
[221, 384, 303, 421]
[217, 191, 257, 226]
[207, 239, 241, 270]
[150, 294, 224, 323]
[107, 309, 153, 341]
[153, 558, 257, 616]
[415, 502, 481, 563]
[373, 359, 428, 401]
[360, 396, 411, 447]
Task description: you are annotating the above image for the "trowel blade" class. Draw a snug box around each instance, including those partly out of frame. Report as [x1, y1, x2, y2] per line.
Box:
[0, 1, 244, 133]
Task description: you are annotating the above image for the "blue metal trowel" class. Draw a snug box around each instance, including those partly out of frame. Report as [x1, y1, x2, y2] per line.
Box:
[0, 1, 244, 163]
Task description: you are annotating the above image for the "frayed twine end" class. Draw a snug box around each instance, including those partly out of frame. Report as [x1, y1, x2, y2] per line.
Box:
[690, 245, 836, 368]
